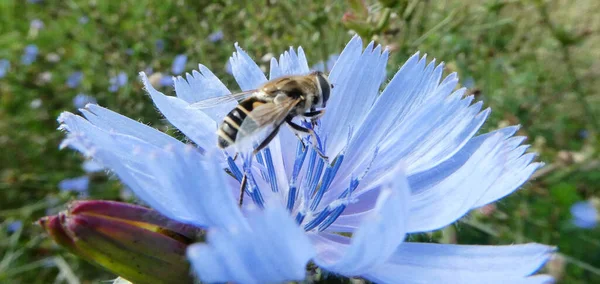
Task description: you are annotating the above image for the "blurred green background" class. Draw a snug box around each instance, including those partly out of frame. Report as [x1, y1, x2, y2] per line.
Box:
[1, 0, 599, 283]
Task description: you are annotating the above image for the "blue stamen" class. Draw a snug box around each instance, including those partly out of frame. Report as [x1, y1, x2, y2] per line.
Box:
[317, 178, 360, 232]
[254, 149, 268, 181]
[304, 149, 318, 190]
[295, 212, 305, 225]
[226, 155, 243, 181]
[255, 149, 265, 165]
[310, 155, 344, 211]
[303, 208, 331, 231]
[287, 186, 297, 212]
[242, 155, 264, 208]
[307, 158, 325, 197]
[263, 147, 279, 192]
[291, 141, 308, 183]
[318, 205, 346, 232]
[287, 142, 308, 212]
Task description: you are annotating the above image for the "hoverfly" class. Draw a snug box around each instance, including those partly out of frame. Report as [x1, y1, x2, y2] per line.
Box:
[190, 71, 332, 205]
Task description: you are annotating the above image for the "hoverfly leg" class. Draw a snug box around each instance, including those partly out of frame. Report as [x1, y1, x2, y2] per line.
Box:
[285, 117, 329, 164]
[303, 109, 326, 128]
[252, 124, 283, 155]
[303, 109, 325, 119]
[238, 174, 247, 207]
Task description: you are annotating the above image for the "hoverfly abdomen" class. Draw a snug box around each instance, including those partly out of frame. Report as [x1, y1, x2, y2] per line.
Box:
[217, 97, 266, 149]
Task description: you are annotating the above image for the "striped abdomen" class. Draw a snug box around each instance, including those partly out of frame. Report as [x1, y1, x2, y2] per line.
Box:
[217, 97, 266, 148]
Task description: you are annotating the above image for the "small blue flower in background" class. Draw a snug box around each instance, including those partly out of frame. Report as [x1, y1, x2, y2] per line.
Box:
[171, 54, 187, 75]
[72, 93, 96, 109]
[463, 76, 475, 89]
[30, 19, 44, 30]
[108, 72, 128, 92]
[155, 39, 165, 53]
[66, 71, 83, 88]
[312, 53, 339, 73]
[79, 16, 89, 24]
[7, 220, 23, 233]
[571, 200, 598, 229]
[58, 36, 555, 283]
[58, 176, 90, 196]
[21, 44, 38, 65]
[0, 59, 10, 78]
[159, 75, 173, 87]
[158, 54, 188, 87]
[207, 30, 224, 42]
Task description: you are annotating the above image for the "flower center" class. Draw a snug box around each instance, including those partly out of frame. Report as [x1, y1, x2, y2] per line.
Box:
[224, 125, 377, 232]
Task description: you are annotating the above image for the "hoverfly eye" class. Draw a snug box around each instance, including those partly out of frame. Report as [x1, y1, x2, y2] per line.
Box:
[317, 74, 331, 108]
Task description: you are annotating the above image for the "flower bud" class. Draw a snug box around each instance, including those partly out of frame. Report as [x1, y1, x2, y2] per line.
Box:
[38, 200, 199, 284]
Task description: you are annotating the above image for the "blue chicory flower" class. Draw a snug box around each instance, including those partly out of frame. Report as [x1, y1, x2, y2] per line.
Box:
[172, 54, 187, 75]
[207, 30, 224, 42]
[159, 75, 174, 87]
[108, 72, 128, 92]
[0, 59, 10, 78]
[57, 36, 554, 283]
[21, 44, 38, 65]
[7, 220, 23, 233]
[155, 39, 165, 53]
[67, 71, 84, 88]
[312, 54, 339, 73]
[570, 200, 598, 229]
[72, 93, 97, 109]
[79, 16, 89, 24]
[30, 19, 44, 30]
[58, 176, 90, 195]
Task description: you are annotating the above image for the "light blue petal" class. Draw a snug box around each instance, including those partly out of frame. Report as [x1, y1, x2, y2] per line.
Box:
[187, 205, 314, 284]
[82, 159, 103, 173]
[269, 46, 310, 79]
[331, 90, 487, 200]
[404, 129, 537, 233]
[173, 64, 233, 121]
[362, 242, 554, 284]
[141, 72, 219, 152]
[230, 43, 267, 91]
[79, 104, 180, 148]
[330, 126, 536, 234]
[312, 167, 409, 276]
[58, 112, 243, 229]
[320, 36, 389, 158]
[337, 56, 460, 189]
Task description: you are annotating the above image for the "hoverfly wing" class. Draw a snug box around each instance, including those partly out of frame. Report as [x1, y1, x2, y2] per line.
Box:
[188, 90, 257, 109]
[233, 97, 300, 151]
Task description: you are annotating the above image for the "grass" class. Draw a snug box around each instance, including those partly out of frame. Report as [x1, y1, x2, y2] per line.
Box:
[1, 0, 599, 283]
